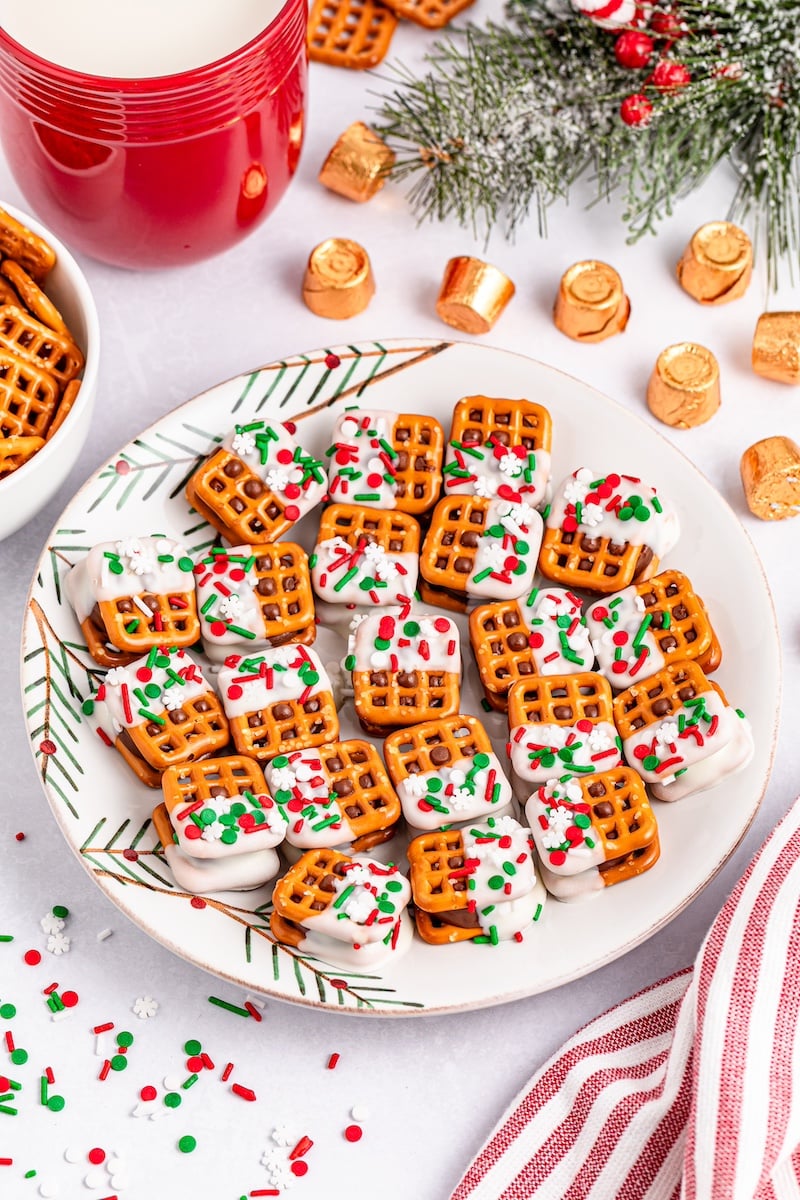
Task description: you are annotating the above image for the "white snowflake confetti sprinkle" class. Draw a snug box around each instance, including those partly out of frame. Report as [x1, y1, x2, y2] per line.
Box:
[40, 913, 65, 935]
[270, 1124, 294, 1148]
[232, 431, 256, 456]
[218, 594, 244, 620]
[132, 995, 159, 1019]
[46, 931, 71, 956]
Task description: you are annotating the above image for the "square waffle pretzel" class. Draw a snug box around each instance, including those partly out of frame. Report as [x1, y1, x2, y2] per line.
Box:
[196, 544, 315, 656]
[379, 0, 474, 26]
[317, 502, 420, 558]
[186, 446, 300, 545]
[308, 0, 398, 69]
[538, 523, 657, 595]
[312, 502, 421, 608]
[445, 396, 552, 478]
[353, 664, 460, 735]
[0, 349, 60, 438]
[0, 434, 43, 478]
[507, 671, 615, 733]
[161, 754, 268, 816]
[92, 590, 200, 663]
[383, 713, 492, 786]
[407, 827, 476, 939]
[469, 599, 537, 710]
[630, 570, 721, 672]
[269, 846, 354, 948]
[581, 768, 660, 887]
[419, 494, 489, 601]
[0, 304, 83, 390]
[327, 410, 444, 514]
[316, 740, 402, 849]
[160, 755, 287, 858]
[226, 684, 339, 763]
[612, 659, 724, 740]
[116, 690, 230, 790]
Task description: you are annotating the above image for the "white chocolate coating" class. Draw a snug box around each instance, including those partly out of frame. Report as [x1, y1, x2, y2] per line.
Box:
[621, 690, 737, 786]
[444, 436, 551, 507]
[396, 753, 512, 832]
[299, 857, 411, 948]
[170, 791, 287, 859]
[263, 747, 359, 850]
[650, 714, 754, 802]
[326, 410, 399, 508]
[222, 420, 327, 518]
[217, 645, 332, 720]
[458, 816, 546, 942]
[536, 858, 605, 901]
[546, 468, 680, 557]
[194, 546, 271, 660]
[162, 844, 281, 894]
[519, 587, 594, 675]
[89, 649, 211, 734]
[296, 909, 414, 969]
[509, 719, 622, 786]
[467, 499, 543, 601]
[311, 536, 418, 608]
[349, 608, 460, 675]
[585, 588, 666, 688]
[65, 535, 195, 623]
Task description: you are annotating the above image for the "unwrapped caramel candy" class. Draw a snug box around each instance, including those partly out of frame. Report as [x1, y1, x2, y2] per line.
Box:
[554, 261, 630, 342]
[436, 256, 515, 334]
[740, 436, 800, 520]
[646, 343, 720, 429]
[676, 222, 752, 304]
[752, 313, 800, 384]
[302, 237, 374, 319]
[318, 122, 395, 202]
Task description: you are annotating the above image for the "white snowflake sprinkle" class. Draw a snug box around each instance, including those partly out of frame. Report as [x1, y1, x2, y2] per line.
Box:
[232, 431, 256, 456]
[132, 995, 159, 1019]
[655, 721, 679, 748]
[498, 451, 523, 477]
[270, 1124, 294, 1148]
[266, 469, 290, 492]
[474, 475, 497, 498]
[46, 932, 71, 956]
[218, 594, 244, 620]
[40, 913, 65, 935]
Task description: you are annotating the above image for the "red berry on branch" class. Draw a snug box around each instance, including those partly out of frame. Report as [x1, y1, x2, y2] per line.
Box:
[620, 93, 654, 126]
[650, 8, 686, 38]
[651, 59, 691, 91]
[614, 30, 654, 68]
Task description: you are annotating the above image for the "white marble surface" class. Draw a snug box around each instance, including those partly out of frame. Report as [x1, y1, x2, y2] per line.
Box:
[0, 8, 798, 1198]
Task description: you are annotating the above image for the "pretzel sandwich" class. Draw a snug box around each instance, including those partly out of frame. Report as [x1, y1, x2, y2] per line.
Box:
[525, 768, 660, 900]
[407, 815, 546, 945]
[470, 586, 593, 711]
[194, 543, 315, 663]
[270, 848, 413, 968]
[186, 418, 327, 545]
[65, 535, 200, 668]
[263, 741, 402, 854]
[420, 493, 543, 611]
[613, 659, 753, 802]
[348, 607, 461, 734]
[325, 408, 444, 513]
[539, 467, 680, 594]
[383, 714, 513, 832]
[442, 395, 552, 505]
[218, 645, 338, 761]
[151, 801, 281, 895]
[311, 502, 420, 610]
[506, 673, 622, 794]
[585, 568, 722, 689]
[83, 648, 229, 788]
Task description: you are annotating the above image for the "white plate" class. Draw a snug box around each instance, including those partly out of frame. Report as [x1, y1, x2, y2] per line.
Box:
[21, 338, 780, 1015]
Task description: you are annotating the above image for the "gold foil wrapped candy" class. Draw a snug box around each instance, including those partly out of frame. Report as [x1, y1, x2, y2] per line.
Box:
[318, 122, 396, 203]
[676, 222, 752, 304]
[435, 256, 515, 334]
[646, 343, 721, 429]
[302, 237, 375, 319]
[752, 313, 800, 384]
[740, 436, 800, 520]
[553, 261, 630, 342]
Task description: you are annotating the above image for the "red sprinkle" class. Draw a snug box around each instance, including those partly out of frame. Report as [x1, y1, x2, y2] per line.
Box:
[93, 1022, 114, 1034]
[24, 950, 41, 966]
[326, 1053, 340, 1070]
[221, 1062, 234, 1082]
[231, 1083, 257, 1102]
[140, 1085, 157, 1101]
[45, 1067, 55, 1084]
[88, 1148, 106, 1165]
[344, 1125, 363, 1143]
[99, 1060, 111, 1080]
[243, 1002, 262, 1022]
[291, 1161, 309, 1177]
[289, 1136, 313, 1160]
[14, 832, 25, 841]
[190, 897, 207, 909]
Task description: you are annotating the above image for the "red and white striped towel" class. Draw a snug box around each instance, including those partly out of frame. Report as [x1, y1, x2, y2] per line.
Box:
[452, 797, 800, 1200]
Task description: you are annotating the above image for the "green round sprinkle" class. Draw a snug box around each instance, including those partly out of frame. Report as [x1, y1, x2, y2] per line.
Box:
[52, 905, 69, 919]
[385, 880, 403, 892]
[515, 540, 529, 555]
[117, 1030, 134, 1047]
[304, 670, 319, 685]
[634, 507, 651, 522]
[627, 495, 642, 509]
[574, 813, 592, 829]
[642, 755, 660, 772]
[377, 899, 395, 914]
[276, 789, 292, 804]
[0, 1003, 16, 1019]
[10, 1048, 28, 1066]
[164, 1092, 182, 1108]
[556, 614, 572, 629]
[144, 683, 161, 699]
[47, 1095, 65, 1112]
[344, 655, 356, 671]
[618, 507, 633, 521]
[428, 777, 443, 793]
[230, 802, 246, 817]
[109, 561, 124, 575]
[374, 638, 391, 651]
[403, 620, 420, 636]
[513, 562, 528, 576]
[221, 830, 238, 845]
[473, 752, 490, 769]
[359, 577, 375, 591]
[178, 557, 194, 572]
[218, 814, 236, 826]
[178, 1135, 197, 1154]
[110, 1055, 128, 1072]
[272, 755, 289, 768]
[184, 1039, 202, 1056]
[487, 875, 505, 891]
[200, 808, 216, 826]
[82, 699, 95, 716]
[487, 524, 505, 537]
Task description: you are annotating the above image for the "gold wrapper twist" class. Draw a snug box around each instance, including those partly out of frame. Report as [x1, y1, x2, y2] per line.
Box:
[318, 122, 395, 203]
[435, 257, 515, 334]
[302, 237, 375, 319]
[554, 261, 630, 342]
[752, 313, 800, 384]
[676, 222, 752, 305]
[740, 436, 800, 521]
[646, 343, 721, 429]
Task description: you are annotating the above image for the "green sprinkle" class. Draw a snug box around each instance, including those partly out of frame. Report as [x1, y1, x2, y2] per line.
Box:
[164, 1092, 182, 1109]
[489, 925, 499, 946]
[642, 755, 660, 771]
[110, 1055, 128, 1072]
[125, 619, 140, 633]
[226, 624, 257, 640]
[333, 567, 359, 592]
[184, 1039, 202, 1055]
[9, 1049, 27, 1066]
[652, 496, 663, 513]
[333, 884, 355, 909]
[208, 996, 250, 1018]
[311, 815, 341, 832]
[0, 1003, 15, 1020]
[0, 936, 13, 943]
[344, 654, 356, 671]
[178, 1135, 197, 1154]
[472, 567, 493, 584]
[487, 875, 505, 890]
[181, 1074, 199, 1089]
[47, 1095, 65, 1111]
[353, 493, 381, 502]
[200, 594, 217, 615]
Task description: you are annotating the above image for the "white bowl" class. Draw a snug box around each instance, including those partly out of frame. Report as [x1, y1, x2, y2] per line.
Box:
[0, 200, 99, 540]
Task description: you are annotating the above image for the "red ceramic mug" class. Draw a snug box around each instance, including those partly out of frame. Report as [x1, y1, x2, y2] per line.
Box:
[0, 0, 307, 268]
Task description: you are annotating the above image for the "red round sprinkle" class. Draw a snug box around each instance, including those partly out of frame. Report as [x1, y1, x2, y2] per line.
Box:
[325, 354, 341, 369]
[276, 448, 293, 465]
[115, 460, 131, 475]
[504, 556, 519, 571]
[190, 897, 207, 909]
[633, 743, 649, 759]
[61, 990, 79, 1008]
[335, 449, 351, 465]
[562, 516, 578, 533]
[123, 848, 139, 862]
[283, 420, 298, 433]
[227, 684, 243, 700]
[549, 850, 567, 867]
[193, 563, 205, 574]
[287, 798, 304, 813]
[39, 739, 57, 756]
[15, 832, 25, 841]
[136, 667, 152, 682]
[344, 1125, 363, 1143]
[528, 632, 544, 649]
[612, 661, 629, 675]
[229, 568, 246, 582]
[186, 1055, 204, 1073]
[367, 473, 383, 488]
[283, 504, 300, 521]
[0, 1076, 9, 1092]
[285, 483, 301, 500]
[238, 813, 256, 829]
[210, 621, 227, 637]
[576, 719, 593, 733]
[184, 824, 202, 840]
[140, 1085, 157, 1101]
[433, 618, 451, 632]
[88, 1148, 105, 1165]
[606, 473, 621, 488]
[592, 607, 608, 621]
[612, 631, 628, 646]
[597, 484, 612, 499]
[212, 561, 228, 577]
[291, 1161, 309, 1177]
[566, 825, 582, 843]
[24, 950, 41, 966]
